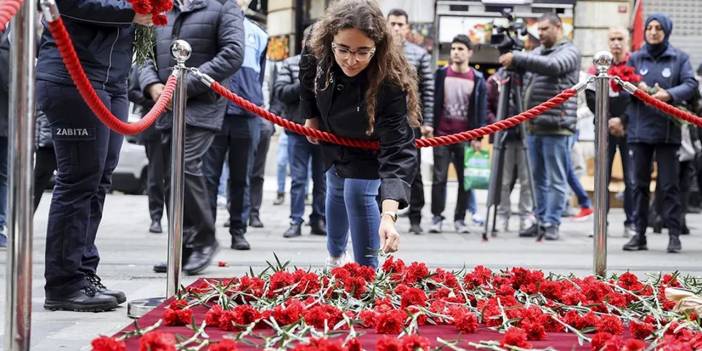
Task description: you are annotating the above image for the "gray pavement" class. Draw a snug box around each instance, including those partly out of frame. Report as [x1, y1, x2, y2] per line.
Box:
[0, 143, 701, 349]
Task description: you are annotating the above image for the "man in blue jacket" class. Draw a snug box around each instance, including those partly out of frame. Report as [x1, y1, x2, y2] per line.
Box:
[202, 1, 268, 251]
[141, 0, 244, 274]
[36, 0, 152, 312]
[622, 13, 698, 253]
[429, 35, 486, 234]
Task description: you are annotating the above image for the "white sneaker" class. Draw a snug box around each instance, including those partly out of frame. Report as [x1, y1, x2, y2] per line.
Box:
[471, 213, 485, 226]
[519, 216, 535, 232]
[454, 220, 470, 234]
[325, 252, 347, 268]
[429, 217, 443, 233]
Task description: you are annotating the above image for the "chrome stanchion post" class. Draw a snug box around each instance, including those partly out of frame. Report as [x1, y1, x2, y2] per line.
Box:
[167, 40, 191, 297]
[593, 51, 613, 277]
[4, 0, 36, 348]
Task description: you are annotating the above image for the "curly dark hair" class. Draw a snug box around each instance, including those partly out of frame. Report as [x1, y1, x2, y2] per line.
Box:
[309, 0, 420, 135]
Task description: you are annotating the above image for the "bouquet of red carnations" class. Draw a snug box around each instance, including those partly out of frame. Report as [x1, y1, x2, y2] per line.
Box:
[128, 0, 173, 65]
[608, 65, 641, 93]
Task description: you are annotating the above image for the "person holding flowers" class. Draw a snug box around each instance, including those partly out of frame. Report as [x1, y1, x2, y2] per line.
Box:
[299, 0, 419, 268]
[36, 0, 155, 312]
[140, 0, 244, 275]
[622, 13, 698, 253]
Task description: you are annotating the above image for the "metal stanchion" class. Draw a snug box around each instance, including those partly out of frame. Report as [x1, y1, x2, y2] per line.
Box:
[4, 0, 36, 348]
[167, 40, 190, 297]
[593, 51, 613, 277]
[127, 40, 190, 318]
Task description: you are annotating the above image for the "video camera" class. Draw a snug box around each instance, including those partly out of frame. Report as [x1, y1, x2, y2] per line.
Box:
[490, 9, 527, 54]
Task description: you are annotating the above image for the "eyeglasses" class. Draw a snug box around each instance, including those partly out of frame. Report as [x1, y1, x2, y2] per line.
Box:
[331, 42, 376, 62]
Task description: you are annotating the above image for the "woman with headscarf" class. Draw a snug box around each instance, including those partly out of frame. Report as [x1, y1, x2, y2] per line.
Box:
[622, 13, 698, 253]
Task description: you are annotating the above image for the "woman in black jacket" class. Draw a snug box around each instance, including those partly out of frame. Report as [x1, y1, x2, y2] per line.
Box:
[299, 0, 419, 268]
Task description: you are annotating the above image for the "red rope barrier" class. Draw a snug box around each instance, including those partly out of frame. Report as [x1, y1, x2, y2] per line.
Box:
[211, 80, 577, 149]
[0, 0, 23, 31]
[47, 18, 175, 135]
[632, 89, 702, 127]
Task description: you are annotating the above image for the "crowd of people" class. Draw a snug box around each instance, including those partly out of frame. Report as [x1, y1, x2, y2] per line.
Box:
[0, 0, 699, 313]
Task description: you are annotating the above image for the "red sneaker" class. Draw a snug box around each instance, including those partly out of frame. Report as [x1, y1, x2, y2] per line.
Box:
[573, 207, 593, 221]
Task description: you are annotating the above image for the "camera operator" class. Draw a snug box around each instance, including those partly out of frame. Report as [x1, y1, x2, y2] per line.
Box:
[499, 13, 581, 241]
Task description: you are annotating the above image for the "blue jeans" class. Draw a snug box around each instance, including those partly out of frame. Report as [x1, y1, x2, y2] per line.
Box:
[566, 135, 591, 208]
[326, 167, 380, 268]
[288, 134, 325, 224]
[276, 133, 288, 194]
[217, 162, 229, 198]
[0, 136, 7, 231]
[527, 135, 569, 226]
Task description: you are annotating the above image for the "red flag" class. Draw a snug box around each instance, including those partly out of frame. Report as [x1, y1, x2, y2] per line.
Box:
[631, 0, 645, 51]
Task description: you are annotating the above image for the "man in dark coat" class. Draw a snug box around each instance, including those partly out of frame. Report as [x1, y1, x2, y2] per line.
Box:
[140, 0, 244, 274]
[621, 13, 698, 253]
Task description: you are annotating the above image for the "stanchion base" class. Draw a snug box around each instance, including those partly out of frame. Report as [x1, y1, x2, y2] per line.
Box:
[127, 297, 165, 319]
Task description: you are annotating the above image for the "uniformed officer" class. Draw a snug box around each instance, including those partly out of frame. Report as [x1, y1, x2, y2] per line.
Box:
[621, 13, 698, 253]
[36, 0, 152, 312]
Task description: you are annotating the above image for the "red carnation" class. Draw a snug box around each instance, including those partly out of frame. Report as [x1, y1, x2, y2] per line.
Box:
[139, 332, 176, 351]
[231, 305, 261, 325]
[207, 339, 238, 351]
[464, 265, 493, 289]
[382, 256, 406, 274]
[376, 309, 405, 334]
[164, 308, 192, 326]
[590, 332, 614, 351]
[128, 0, 152, 15]
[400, 335, 430, 351]
[303, 304, 343, 329]
[521, 319, 546, 341]
[623, 339, 646, 351]
[449, 307, 478, 333]
[630, 319, 655, 339]
[152, 14, 168, 26]
[403, 262, 429, 285]
[271, 299, 304, 325]
[596, 314, 624, 335]
[376, 336, 402, 351]
[168, 299, 187, 310]
[400, 287, 427, 308]
[91, 336, 126, 351]
[205, 305, 224, 328]
[501, 327, 531, 349]
[345, 338, 362, 351]
[358, 310, 378, 328]
[292, 338, 344, 351]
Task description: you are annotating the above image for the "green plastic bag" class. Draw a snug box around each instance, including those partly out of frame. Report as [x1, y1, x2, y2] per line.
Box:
[464, 147, 490, 190]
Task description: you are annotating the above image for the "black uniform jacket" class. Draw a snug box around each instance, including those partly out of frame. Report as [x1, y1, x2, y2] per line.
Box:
[299, 54, 417, 209]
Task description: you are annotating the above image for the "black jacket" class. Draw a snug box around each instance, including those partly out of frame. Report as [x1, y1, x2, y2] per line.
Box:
[274, 54, 302, 125]
[403, 42, 434, 126]
[0, 29, 8, 137]
[36, 0, 136, 94]
[299, 56, 417, 208]
[511, 40, 580, 135]
[433, 66, 488, 133]
[139, 0, 244, 131]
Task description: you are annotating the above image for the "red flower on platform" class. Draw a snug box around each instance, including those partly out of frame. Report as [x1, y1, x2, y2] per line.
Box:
[400, 287, 427, 308]
[293, 337, 344, 351]
[630, 319, 655, 339]
[449, 307, 478, 333]
[205, 305, 224, 328]
[500, 327, 531, 349]
[376, 336, 402, 351]
[623, 339, 646, 351]
[376, 309, 405, 334]
[303, 304, 343, 330]
[139, 332, 176, 351]
[207, 339, 238, 351]
[91, 336, 126, 351]
[596, 314, 624, 335]
[400, 335, 430, 350]
[164, 307, 192, 326]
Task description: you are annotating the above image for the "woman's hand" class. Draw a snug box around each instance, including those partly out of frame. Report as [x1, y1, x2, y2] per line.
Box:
[304, 118, 320, 144]
[379, 216, 400, 253]
[651, 83, 672, 102]
[133, 13, 153, 26]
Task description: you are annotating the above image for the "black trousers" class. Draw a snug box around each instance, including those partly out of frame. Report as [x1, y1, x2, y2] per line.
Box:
[144, 139, 165, 222]
[33, 146, 57, 211]
[202, 117, 260, 233]
[250, 121, 274, 218]
[629, 142, 681, 236]
[606, 135, 633, 225]
[431, 143, 467, 222]
[408, 128, 425, 225]
[161, 127, 216, 250]
[38, 80, 127, 298]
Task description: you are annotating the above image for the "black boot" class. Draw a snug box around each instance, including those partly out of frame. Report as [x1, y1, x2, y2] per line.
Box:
[249, 215, 264, 228]
[623, 234, 648, 251]
[231, 231, 250, 250]
[85, 273, 126, 304]
[149, 220, 162, 233]
[283, 223, 302, 238]
[667, 235, 682, 253]
[519, 224, 541, 238]
[310, 218, 326, 236]
[409, 223, 423, 235]
[44, 286, 118, 312]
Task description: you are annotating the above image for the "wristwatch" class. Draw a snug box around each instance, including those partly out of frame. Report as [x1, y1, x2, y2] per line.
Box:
[381, 211, 398, 223]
